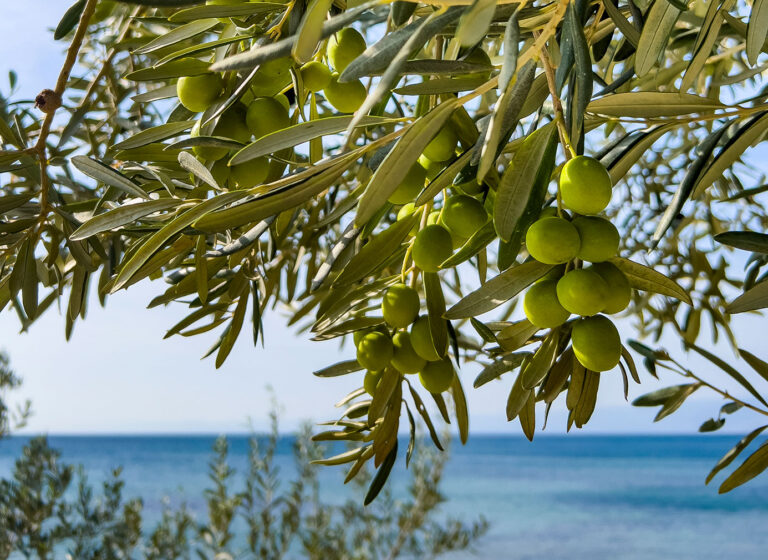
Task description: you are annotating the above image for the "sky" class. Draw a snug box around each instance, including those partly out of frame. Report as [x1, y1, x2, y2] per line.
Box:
[0, 0, 767, 436]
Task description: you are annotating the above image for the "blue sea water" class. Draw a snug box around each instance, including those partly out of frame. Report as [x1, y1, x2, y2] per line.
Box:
[1, 435, 767, 559]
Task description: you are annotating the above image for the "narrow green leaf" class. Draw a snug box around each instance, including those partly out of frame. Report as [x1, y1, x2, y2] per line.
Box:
[334, 215, 417, 286]
[71, 199, 180, 240]
[588, 92, 724, 118]
[168, 3, 285, 23]
[230, 116, 394, 165]
[54, 0, 86, 41]
[364, 441, 397, 505]
[112, 120, 195, 150]
[494, 122, 556, 241]
[424, 271, 448, 359]
[216, 282, 249, 368]
[719, 441, 768, 493]
[727, 279, 768, 314]
[635, 0, 682, 76]
[71, 156, 150, 200]
[456, 0, 496, 47]
[313, 359, 364, 377]
[747, 0, 768, 65]
[609, 257, 692, 305]
[134, 19, 218, 55]
[293, 0, 334, 63]
[125, 58, 212, 81]
[445, 260, 553, 319]
[706, 425, 768, 484]
[715, 231, 768, 253]
[739, 349, 768, 384]
[688, 343, 768, 407]
[693, 112, 768, 196]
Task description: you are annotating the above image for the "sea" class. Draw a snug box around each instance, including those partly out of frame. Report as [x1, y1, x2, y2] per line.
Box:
[1, 435, 767, 559]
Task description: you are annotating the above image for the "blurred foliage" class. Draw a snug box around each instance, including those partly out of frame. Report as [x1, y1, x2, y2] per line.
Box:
[2, 0, 768, 497]
[0, 351, 487, 559]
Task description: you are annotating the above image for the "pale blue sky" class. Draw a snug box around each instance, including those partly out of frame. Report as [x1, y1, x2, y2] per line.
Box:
[0, 0, 766, 435]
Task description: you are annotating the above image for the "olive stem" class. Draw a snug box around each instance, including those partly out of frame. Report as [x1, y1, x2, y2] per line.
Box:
[659, 360, 768, 418]
[536, 32, 576, 160]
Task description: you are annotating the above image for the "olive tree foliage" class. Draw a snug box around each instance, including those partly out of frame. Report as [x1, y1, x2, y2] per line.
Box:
[0, 352, 487, 559]
[2, 0, 768, 498]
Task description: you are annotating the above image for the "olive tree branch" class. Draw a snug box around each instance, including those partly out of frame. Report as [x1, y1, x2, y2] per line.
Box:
[32, 0, 100, 235]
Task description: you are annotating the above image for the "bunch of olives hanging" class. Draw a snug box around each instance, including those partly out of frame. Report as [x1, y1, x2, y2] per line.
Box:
[356, 284, 455, 395]
[523, 156, 630, 372]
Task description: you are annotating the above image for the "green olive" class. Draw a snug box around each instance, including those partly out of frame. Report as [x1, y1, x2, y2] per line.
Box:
[419, 357, 455, 393]
[559, 156, 613, 215]
[591, 262, 631, 314]
[423, 127, 458, 163]
[300, 61, 332, 92]
[230, 157, 270, 189]
[327, 28, 366, 73]
[323, 74, 366, 113]
[412, 224, 453, 272]
[356, 331, 393, 371]
[177, 73, 223, 113]
[246, 97, 290, 139]
[441, 194, 487, 239]
[556, 269, 608, 316]
[388, 164, 427, 205]
[571, 315, 622, 371]
[381, 284, 420, 328]
[410, 315, 446, 361]
[391, 331, 427, 374]
[573, 216, 619, 263]
[525, 217, 581, 265]
[523, 280, 570, 328]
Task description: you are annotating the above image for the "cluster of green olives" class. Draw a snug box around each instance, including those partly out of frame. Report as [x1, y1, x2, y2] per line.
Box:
[355, 284, 456, 395]
[388, 125, 489, 272]
[523, 156, 630, 372]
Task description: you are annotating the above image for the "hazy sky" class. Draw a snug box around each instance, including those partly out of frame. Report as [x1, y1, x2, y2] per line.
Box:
[1, 1, 766, 436]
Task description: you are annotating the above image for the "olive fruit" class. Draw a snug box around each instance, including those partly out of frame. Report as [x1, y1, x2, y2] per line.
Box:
[418, 155, 444, 181]
[388, 164, 427, 205]
[441, 195, 487, 238]
[423, 127, 458, 163]
[211, 159, 231, 187]
[191, 109, 251, 161]
[391, 332, 427, 374]
[412, 224, 453, 272]
[353, 325, 388, 346]
[327, 28, 366, 73]
[573, 216, 619, 263]
[300, 61, 332, 92]
[177, 73, 223, 113]
[356, 331, 393, 371]
[523, 280, 570, 328]
[419, 357, 455, 393]
[591, 262, 631, 314]
[559, 156, 613, 215]
[246, 97, 290, 139]
[556, 269, 608, 316]
[230, 157, 270, 189]
[323, 74, 366, 113]
[525, 217, 580, 265]
[363, 370, 382, 395]
[571, 315, 622, 371]
[381, 284, 420, 328]
[410, 315, 446, 361]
